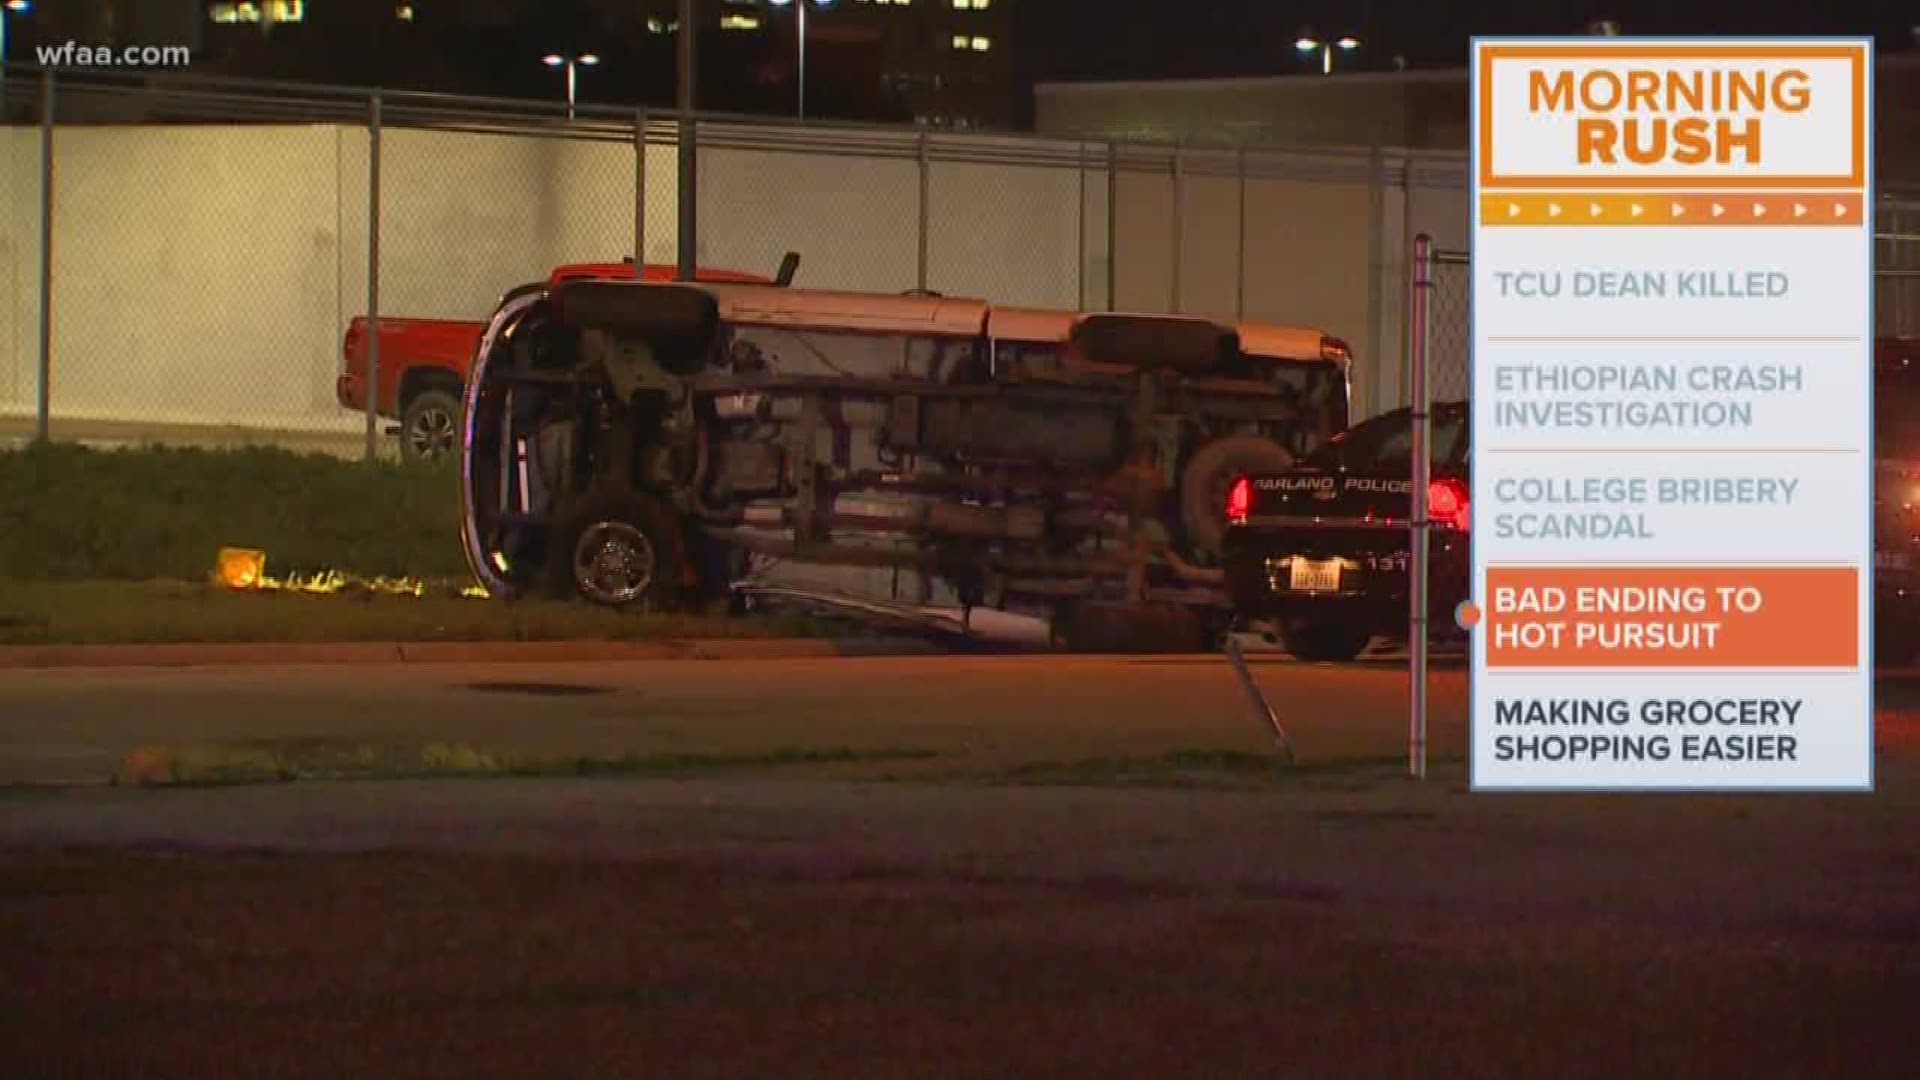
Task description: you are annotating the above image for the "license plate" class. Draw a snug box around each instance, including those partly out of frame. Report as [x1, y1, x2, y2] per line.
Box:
[1289, 558, 1342, 593]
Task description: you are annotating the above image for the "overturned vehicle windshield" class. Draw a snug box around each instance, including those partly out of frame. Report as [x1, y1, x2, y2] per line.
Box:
[458, 268, 1352, 649]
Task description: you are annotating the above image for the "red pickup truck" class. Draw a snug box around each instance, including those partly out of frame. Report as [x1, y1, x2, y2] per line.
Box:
[338, 260, 781, 461]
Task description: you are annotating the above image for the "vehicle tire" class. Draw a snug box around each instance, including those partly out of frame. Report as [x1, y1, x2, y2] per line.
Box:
[1285, 619, 1372, 663]
[546, 493, 688, 611]
[1179, 434, 1295, 561]
[400, 388, 463, 463]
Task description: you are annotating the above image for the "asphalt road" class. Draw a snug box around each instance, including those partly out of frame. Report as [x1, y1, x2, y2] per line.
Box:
[0, 653, 1471, 786]
[3, 655, 1916, 1078]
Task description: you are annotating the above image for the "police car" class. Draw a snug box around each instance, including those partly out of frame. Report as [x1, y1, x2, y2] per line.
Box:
[1221, 401, 1471, 661]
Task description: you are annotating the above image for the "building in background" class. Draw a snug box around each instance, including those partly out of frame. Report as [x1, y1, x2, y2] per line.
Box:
[1037, 68, 1466, 151]
[644, 0, 1017, 129]
[845, 0, 1015, 130]
[13, 0, 204, 51]
[7, 0, 1016, 127]
[1036, 54, 1920, 186]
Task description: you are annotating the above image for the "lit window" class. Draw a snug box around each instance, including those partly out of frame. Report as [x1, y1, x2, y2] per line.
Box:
[952, 0, 990, 8]
[970, 36, 991, 51]
[216, 1, 302, 21]
[720, 14, 760, 29]
[396, 3, 414, 20]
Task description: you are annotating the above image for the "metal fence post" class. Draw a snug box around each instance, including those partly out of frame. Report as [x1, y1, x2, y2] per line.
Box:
[916, 132, 931, 293]
[1397, 156, 1417, 411]
[1076, 141, 1087, 310]
[1365, 146, 1386, 420]
[1105, 141, 1118, 311]
[634, 106, 647, 264]
[1170, 142, 1184, 313]
[1235, 145, 1248, 321]
[1408, 233, 1435, 781]
[676, 0, 698, 282]
[35, 68, 53, 443]
[365, 92, 382, 462]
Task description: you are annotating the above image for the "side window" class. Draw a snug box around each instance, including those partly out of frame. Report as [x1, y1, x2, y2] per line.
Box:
[994, 341, 1067, 380]
[1308, 408, 1468, 470]
[1307, 410, 1408, 469]
[1441, 412, 1471, 465]
[1362, 425, 1415, 467]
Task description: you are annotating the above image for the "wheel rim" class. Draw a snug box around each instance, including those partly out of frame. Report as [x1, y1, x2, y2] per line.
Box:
[573, 522, 656, 605]
[408, 407, 458, 459]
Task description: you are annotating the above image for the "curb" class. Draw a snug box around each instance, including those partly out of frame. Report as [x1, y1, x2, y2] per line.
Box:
[0, 637, 866, 670]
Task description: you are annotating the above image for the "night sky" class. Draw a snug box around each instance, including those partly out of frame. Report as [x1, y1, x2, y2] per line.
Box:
[1019, 0, 1916, 83]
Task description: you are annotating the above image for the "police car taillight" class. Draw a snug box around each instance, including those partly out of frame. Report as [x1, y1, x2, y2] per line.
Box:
[1429, 478, 1469, 531]
[1226, 475, 1252, 525]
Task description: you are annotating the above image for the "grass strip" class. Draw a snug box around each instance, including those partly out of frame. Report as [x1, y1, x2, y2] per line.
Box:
[0, 443, 466, 582]
[117, 740, 947, 787]
[0, 579, 826, 645]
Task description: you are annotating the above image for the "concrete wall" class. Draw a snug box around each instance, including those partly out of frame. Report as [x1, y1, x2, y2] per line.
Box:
[0, 121, 1463, 442]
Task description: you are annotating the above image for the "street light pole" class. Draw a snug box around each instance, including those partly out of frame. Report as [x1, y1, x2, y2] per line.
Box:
[770, 0, 830, 121]
[542, 51, 600, 120]
[1294, 34, 1360, 75]
[1, 1, 34, 120]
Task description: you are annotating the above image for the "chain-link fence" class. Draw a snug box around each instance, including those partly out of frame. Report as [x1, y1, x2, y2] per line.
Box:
[5, 63, 1919, 461]
[1425, 248, 1470, 405]
[0, 64, 1478, 460]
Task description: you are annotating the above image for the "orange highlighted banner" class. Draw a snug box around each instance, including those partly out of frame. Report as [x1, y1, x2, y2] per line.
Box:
[1484, 566, 1858, 668]
[1477, 44, 1868, 189]
[1480, 192, 1863, 226]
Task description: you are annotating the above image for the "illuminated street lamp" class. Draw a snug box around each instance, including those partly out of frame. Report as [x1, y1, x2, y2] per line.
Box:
[1295, 34, 1359, 75]
[767, 0, 834, 121]
[1, 1, 32, 119]
[542, 51, 600, 120]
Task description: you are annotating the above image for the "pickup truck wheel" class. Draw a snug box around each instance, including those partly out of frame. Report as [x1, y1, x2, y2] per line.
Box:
[401, 389, 463, 463]
[1285, 619, 1372, 663]
[548, 494, 686, 611]
[1179, 435, 1295, 562]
